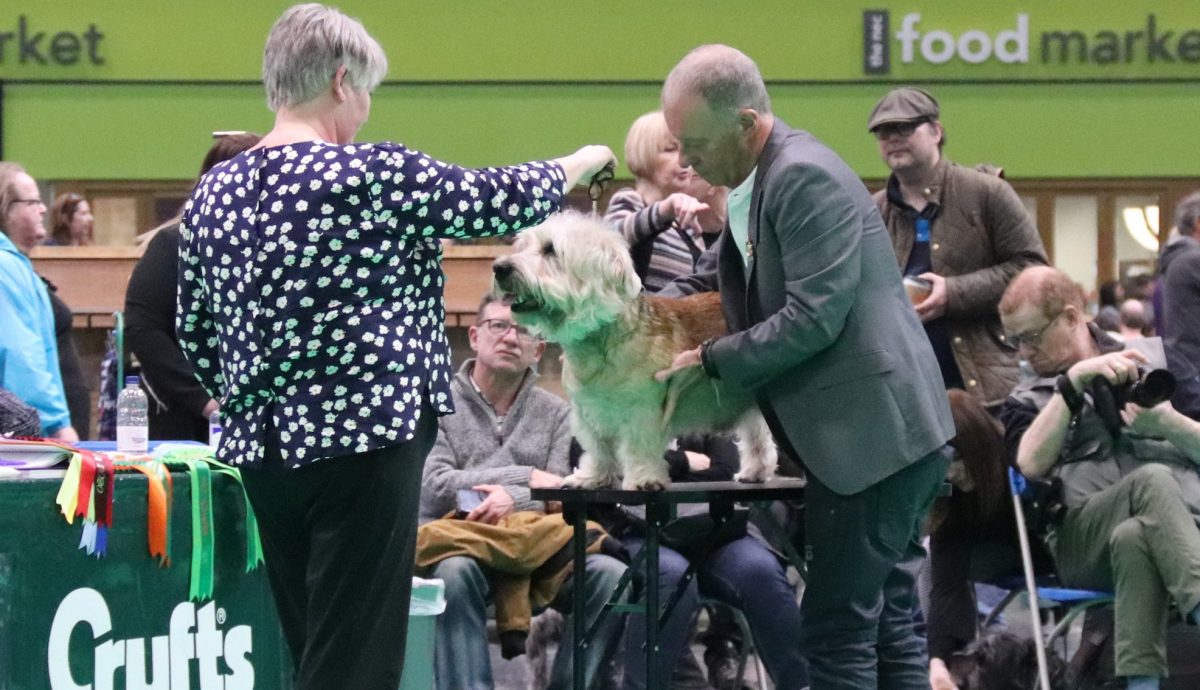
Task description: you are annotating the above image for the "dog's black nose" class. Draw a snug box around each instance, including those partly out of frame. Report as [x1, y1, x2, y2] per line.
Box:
[493, 262, 513, 280]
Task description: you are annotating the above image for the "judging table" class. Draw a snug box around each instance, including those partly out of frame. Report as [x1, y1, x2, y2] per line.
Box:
[532, 478, 807, 690]
[0, 456, 291, 690]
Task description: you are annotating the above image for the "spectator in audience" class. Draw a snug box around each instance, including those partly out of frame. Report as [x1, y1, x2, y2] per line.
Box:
[869, 87, 1047, 407]
[998, 265, 1200, 690]
[1095, 279, 1123, 332]
[925, 389, 1054, 690]
[125, 132, 261, 441]
[1126, 271, 1158, 332]
[604, 111, 713, 292]
[1117, 298, 1151, 341]
[0, 385, 40, 438]
[175, 5, 615, 688]
[419, 293, 626, 690]
[42, 275, 91, 439]
[1160, 191, 1200, 372]
[0, 162, 79, 442]
[47, 193, 94, 246]
[604, 433, 809, 690]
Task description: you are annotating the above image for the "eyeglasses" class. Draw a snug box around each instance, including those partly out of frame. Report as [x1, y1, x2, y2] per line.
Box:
[871, 119, 930, 141]
[8, 198, 45, 208]
[479, 318, 536, 341]
[1006, 311, 1065, 348]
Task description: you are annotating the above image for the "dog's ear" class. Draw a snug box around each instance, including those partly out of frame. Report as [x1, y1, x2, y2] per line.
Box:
[604, 240, 641, 299]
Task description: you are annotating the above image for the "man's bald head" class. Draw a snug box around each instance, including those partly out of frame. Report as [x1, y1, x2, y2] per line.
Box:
[1000, 266, 1085, 323]
[662, 44, 771, 118]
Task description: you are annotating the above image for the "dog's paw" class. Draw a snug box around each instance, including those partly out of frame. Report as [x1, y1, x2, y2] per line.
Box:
[623, 477, 667, 492]
[734, 467, 771, 483]
[562, 472, 611, 489]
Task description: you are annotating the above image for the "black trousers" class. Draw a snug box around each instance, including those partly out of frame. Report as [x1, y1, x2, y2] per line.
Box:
[798, 449, 949, 690]
[241, 411, 436, 690]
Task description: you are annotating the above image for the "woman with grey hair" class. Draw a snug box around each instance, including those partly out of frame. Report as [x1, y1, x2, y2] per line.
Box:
[176, 4, 615, 688]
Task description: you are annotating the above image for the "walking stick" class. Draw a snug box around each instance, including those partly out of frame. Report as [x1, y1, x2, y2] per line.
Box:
[1008, 467, 1052, 690]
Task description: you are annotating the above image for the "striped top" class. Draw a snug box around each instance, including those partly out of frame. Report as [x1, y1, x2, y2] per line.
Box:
[602, 188, 705, 293]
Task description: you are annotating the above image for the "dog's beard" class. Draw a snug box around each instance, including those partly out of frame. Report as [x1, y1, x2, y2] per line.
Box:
[493, 273, 565, 339]
[496, 274, 628, 344]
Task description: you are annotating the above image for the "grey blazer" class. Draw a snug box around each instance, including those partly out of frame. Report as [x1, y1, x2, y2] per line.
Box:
[667, 120, 954, 495]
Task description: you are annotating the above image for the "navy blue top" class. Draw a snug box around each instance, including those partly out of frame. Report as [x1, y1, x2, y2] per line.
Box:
[886, 176, 965, 390]
[178, 141, 565, 467]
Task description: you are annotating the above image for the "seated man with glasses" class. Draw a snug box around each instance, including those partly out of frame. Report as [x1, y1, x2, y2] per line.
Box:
[418, 292, 627, 690]
[868, 86, 1046, 410]
[997, 266, 1200, 690]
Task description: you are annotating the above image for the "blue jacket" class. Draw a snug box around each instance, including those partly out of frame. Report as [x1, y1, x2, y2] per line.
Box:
[0, 232, 70, 434]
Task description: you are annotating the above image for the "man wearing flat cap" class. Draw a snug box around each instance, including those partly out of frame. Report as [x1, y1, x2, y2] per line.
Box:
[870, 87, 1048, 689]
[869, 87, 1047, 410]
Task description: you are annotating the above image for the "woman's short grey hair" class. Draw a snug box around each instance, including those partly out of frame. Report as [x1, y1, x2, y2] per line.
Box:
[662, 44, 771, 119]
[1175, 190, 1200, 237]
[262, 3, 388, 111]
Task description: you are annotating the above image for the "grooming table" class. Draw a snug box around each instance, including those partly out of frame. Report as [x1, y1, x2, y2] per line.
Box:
[533, 478, 807, 690]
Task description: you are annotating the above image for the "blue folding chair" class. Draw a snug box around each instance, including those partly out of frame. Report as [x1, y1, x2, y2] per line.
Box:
[1004, 467, 1113, 690]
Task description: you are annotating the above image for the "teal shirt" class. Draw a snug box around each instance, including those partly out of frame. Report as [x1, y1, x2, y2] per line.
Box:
[0, 232, 69, 434]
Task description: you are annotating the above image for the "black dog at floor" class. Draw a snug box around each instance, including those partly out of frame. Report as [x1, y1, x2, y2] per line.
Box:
[948, 632, 1072, 690]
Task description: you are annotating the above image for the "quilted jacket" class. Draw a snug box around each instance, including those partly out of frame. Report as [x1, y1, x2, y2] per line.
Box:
[875, 158, 1048, 405]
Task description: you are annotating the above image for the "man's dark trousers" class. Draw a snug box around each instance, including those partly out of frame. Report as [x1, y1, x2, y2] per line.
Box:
[799, 448, 949, 689]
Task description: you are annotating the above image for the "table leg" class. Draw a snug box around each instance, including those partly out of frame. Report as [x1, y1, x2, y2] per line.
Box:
[644, 499, 669, 690]
[568, 502, 587, 690]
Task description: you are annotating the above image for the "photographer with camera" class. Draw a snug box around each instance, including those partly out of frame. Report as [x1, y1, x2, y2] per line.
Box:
[997, 266, 1200, 690]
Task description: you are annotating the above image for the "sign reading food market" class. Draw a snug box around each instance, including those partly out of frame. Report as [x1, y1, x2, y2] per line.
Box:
[1, 3, 1198, 83]
[0, 15, 105, 66]
[865, 11, 1200, 75]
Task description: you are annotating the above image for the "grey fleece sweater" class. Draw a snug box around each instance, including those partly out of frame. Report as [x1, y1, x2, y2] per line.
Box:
[419, 360, 572, 523]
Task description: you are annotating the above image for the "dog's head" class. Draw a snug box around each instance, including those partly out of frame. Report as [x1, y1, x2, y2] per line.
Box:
[491, 211, 642, 343]
[948, 632, 1072, 690]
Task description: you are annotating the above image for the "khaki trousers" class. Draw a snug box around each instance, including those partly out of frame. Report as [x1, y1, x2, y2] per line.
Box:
[1053, 463, 1200, 678]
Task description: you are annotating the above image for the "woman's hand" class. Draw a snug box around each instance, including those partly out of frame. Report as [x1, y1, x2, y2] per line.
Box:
[657, 193, 710, 231]
[556, 146, 618, 190]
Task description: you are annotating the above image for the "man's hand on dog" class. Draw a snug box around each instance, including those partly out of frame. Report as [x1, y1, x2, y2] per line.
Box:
[465, 485, 516, 524]
[929, 658, 959, 690]
[655, 346, 702, 382]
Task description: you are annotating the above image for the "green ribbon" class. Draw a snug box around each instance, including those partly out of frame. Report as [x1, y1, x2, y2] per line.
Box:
[155, 448, 264, 599]
[204, 458, 265, 573]
[188, 459, 215, 601]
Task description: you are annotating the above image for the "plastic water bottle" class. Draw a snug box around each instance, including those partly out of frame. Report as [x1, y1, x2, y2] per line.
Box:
[116, 376, 149, 454]
[208, 410, 223, 449]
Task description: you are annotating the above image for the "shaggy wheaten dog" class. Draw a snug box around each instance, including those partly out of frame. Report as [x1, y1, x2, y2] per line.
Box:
[492, 211, 776, 491]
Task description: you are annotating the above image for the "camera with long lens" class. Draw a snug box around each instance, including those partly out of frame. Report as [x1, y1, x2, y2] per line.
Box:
[1091, 365, 1177, 435]
[1123, 366, 1177, 408]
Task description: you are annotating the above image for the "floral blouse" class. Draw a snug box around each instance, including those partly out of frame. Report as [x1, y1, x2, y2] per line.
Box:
[177, 141, 565, 467]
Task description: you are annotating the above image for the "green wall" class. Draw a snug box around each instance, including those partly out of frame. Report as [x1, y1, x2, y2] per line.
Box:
[3, 1, 1199, 180]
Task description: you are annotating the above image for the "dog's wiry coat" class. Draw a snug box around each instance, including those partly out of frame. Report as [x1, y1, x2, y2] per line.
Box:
[493, 212, 776, 490]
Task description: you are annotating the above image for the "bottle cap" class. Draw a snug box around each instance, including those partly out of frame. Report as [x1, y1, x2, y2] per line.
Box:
[125, 376, 140, 386]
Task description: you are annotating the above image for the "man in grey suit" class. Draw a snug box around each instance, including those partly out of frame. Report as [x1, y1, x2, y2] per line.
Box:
[656, 45, 955, 689]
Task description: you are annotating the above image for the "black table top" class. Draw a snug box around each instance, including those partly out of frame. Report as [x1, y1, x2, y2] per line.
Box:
[531, 477, 806, 506]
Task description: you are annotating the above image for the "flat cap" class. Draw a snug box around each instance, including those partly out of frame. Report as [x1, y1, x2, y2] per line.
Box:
[867, 87, 940, 131]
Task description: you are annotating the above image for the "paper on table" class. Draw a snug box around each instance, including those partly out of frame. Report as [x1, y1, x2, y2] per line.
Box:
[0, 440, 74, 470]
